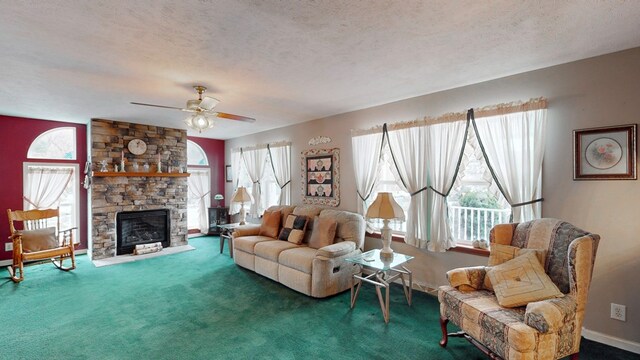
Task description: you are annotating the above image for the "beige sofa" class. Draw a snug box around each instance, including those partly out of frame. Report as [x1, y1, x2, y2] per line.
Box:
[232, 205, 365, 298]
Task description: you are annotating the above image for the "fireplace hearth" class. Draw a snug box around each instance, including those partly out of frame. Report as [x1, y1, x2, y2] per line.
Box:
[116, 209, 170, 255]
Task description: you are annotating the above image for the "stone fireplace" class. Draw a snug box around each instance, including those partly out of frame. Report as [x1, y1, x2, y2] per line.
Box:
[90, 119, 188, 260]
[116, 209, 170, 255]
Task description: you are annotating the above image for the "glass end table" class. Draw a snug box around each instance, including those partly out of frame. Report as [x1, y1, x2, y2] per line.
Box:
[217, 223, 240, 258]
[346, 249, 413, 323]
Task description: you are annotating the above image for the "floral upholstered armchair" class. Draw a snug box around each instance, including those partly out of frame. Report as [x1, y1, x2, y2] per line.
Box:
[438, 219, 600, 360]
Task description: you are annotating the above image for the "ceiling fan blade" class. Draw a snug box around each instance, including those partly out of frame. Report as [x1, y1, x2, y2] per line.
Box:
[199, 96, 220, 111]
[215, 112, 256, 123]
[130, 102, 183, 110]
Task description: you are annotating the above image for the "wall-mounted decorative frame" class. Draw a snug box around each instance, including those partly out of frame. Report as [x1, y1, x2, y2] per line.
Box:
[225, 165, 232, 182]
[573, 124, 637, 180]
[301, 148, 340, 206]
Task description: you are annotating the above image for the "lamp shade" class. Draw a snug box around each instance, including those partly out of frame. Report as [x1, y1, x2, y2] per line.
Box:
[214, 194, 224, 201]
[366, 192, 405, 221]
[184, 113, 215, 133]
[231, 186, 252, 203]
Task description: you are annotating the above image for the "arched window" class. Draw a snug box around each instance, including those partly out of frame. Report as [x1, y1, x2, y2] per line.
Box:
[187, 140, 209, 166]
[27, 127, 77, 160]
[187, 140, 211, 232]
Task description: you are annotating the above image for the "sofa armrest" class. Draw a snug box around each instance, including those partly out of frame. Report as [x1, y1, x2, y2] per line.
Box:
[316, 241, 356, 259]
[525, 295, 577, 333]
[446, 266, 487, 292]
[233, 224, 261, 237]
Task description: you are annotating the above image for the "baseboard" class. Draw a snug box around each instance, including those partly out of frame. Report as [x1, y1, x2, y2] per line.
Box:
[582, 327, 640, 354]
[0, 249, 87, 268]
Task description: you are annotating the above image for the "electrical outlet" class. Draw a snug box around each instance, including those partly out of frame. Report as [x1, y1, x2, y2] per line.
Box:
[4, 242, 12, 251]
[611, 303, 626, 322]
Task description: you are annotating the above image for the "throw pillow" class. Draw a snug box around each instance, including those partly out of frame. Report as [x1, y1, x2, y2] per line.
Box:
[259, 210, 281, 238]
[487, 252, 563, 308]
[308, 216, 337, 249]
[278, 214, 309, 244]
[484, 244, 547, 291]
[20, 227, 58, 252]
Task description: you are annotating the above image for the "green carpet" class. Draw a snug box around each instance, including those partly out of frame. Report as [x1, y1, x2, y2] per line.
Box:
[0, 236, 635, 360]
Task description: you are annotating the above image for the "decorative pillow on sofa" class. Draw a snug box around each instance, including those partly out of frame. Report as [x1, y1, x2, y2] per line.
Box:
[308, 216, 337, 249]
[484, 244, 547, 291]
[259, 210, 281, 238]
[20, 227, 58, 252]
[487, 252, 563, 308]
[278, 214, 309, 244]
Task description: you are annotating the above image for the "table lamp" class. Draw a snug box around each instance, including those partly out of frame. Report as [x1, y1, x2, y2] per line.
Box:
[214, 193, 224, 207]
[366, 192, 405, 259]
[231, 186, 252, 225]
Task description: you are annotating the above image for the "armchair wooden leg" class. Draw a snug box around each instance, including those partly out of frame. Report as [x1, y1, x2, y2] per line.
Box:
[7, 262, 24, 283]
[439, 316, 449, 347]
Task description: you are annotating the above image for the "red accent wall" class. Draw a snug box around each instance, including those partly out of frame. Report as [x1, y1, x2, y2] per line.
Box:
[0, 115, 88, 261]
[187, 136, 226, 207]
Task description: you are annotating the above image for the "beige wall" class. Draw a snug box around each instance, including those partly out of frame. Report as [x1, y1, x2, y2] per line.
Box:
[226, 48, 640, 344]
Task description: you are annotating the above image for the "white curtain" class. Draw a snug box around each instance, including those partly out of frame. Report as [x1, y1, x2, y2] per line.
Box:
[242, 148, 268, 217]
[351, 131, 384, 227]
[187, 169, 211, 233]
[473, 108, 546, 222]
[229, 150, 242, 215]
[268, 144, 291, 205]
[425, 120, 468, 251]
[24, 166, 73, 209]
[385, 126, 429, 248]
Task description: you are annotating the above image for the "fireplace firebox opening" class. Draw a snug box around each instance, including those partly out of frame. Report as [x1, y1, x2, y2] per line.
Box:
[116, 209, 170, 255]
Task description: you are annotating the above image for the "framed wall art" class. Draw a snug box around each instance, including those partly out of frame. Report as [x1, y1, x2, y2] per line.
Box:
[301, 148, 340, 206]
[573, 124, 637, 180]
[225, 165, 232, 182]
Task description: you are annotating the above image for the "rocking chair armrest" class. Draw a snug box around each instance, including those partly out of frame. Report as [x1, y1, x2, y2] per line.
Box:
[59, 227, 78, 234]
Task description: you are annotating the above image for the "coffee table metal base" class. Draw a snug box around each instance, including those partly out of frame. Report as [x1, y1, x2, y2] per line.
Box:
[350, 266, 412, 324]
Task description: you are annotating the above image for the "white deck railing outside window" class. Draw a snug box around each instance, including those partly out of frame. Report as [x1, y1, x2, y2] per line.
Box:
[449, 206, 511, 242]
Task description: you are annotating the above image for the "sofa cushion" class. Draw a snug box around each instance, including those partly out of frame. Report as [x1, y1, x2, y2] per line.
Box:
[234, 236, 276, 254]
[259, 210, 281, 238]
[265, 205, 295, 229]
[438, 286, 537, 354]
[279, 247, 318, 274]
[488, 243, 547, 267]
[484, 244, 547, 291]
[319, 209, 365, 249]
[292, 205, 324, 243]
[255, 240, 300, 262]
[308, 216, 337, 249]
[487, 252, 564, 308]
[20, 227, 58, 252]
[278, 214, 309, 244]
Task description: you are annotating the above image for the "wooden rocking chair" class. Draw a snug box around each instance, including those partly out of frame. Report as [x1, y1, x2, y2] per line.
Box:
[7, 208, 76, 283]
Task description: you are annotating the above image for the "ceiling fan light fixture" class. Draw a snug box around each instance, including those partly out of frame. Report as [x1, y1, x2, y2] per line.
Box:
[184, 113, 215, 133]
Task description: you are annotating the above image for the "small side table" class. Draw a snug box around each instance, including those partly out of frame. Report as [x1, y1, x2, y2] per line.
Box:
[346, 249, 413, 324]
[217, 223, 240, 258]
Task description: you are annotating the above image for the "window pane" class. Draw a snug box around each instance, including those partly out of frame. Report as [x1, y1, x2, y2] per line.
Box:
[187, 140, 209, 166]
[27, 127, 76, 160]
[366, 150, 410, 233]
[447, 129, 511, 243]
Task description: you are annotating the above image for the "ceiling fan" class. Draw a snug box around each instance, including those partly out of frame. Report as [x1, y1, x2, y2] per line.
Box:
[131, 85, 255, 132]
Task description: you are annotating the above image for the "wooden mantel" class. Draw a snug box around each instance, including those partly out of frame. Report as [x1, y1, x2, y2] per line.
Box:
[92, 172, 190, 178]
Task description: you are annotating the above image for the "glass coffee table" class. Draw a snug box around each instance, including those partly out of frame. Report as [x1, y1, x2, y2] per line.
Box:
[346, 249, 413, 323]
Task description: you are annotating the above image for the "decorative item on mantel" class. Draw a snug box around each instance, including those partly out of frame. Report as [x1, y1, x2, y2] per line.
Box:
[156, 153, 162, 173]
[366, 192, 405, 259]
[214, 194, 224, 207]
[99, 160, 108, 172]
[308, 135, 332, 146]
[120, 150, 126, 172]
[231, 187, 252, 225]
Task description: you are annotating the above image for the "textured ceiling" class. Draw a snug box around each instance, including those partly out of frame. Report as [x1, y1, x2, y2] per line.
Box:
[1, 1, 639, 139]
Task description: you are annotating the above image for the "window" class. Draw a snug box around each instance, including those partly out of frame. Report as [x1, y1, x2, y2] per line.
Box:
[447, 129, 511, 244]
[23, 163, 79, 234]
[366, 149, 411, 233]
[236, 156, 281, 215]
[187, 140, 211, 232]
[28, 127, 76, 160]
[187, 140, 209, 166]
